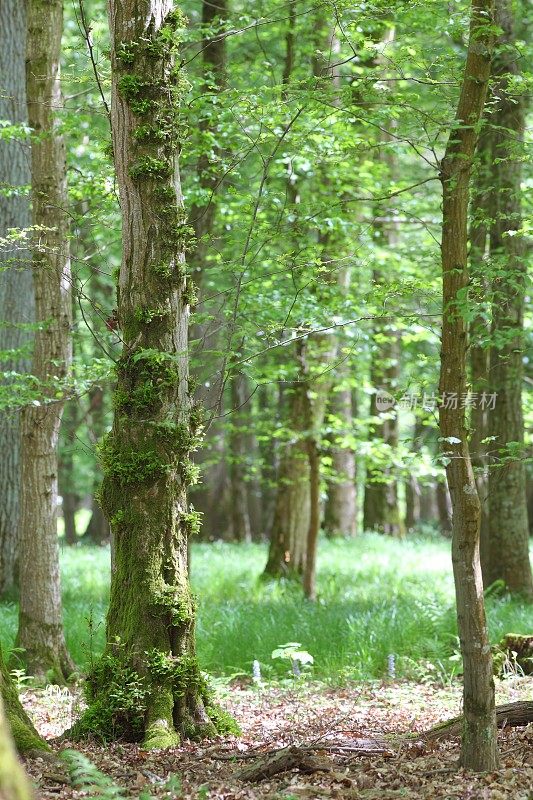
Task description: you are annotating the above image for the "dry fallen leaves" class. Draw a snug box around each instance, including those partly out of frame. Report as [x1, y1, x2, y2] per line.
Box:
[21, 677, 533, 800]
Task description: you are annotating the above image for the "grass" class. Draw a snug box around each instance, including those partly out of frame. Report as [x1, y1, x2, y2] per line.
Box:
[0, 534, 531, 683]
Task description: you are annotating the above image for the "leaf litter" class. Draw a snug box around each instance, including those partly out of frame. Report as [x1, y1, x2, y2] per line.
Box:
[21, 677, 533, 800]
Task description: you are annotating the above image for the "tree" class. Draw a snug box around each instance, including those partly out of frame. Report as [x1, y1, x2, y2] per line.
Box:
[0, 645, 46, 756]
[324, 381, 357, 538]
[15, 0, 74, 682]
[80, 0, 234, 747]
[438, 0, 498, 770]
[0, 0, 34, 597]
[484, 0, 533, 598]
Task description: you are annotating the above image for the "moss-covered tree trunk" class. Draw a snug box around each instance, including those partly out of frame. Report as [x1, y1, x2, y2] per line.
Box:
[0, 0, 34, 598]
[485, 0, 533, 599]
[438, 0, 498, 771]
[0, 693, 34, 800]
[85, 0, 228, 749]
[0, 645, 47, 755]
[16, 0, 74, 683]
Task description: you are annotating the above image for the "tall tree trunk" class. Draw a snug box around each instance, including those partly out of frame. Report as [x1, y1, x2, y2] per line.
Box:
[16, 0, 74, 683]
[469, 128, 491, 575]
[83, 388, 110, 545]
[438, 0, 498, 771]
[82, 0, 230, 748]
[188, 0, 228, 539]
[363, 325, 402, 535]
[264, 375, 311, 577]
[485, 0, 533, 598]
[59, 396, 80, 546]
[324, 385, 357, 537]
[363, 55, 402, 536]
[436, 479, 452, 537]
[229, 370, 252, 542]
[0, 0, 34, 597]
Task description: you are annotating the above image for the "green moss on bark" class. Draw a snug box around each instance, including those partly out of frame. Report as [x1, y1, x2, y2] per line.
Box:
[81, 2, 238, 750]
[0, 648, 48, 754]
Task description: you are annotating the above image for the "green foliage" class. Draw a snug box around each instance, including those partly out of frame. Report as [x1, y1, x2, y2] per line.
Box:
[77, 652, 148, 742]
[2, 538, 531, 683]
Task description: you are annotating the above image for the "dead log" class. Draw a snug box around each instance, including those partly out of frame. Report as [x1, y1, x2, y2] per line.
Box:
[233, 745, 331, 782]
[424, 701, 533, 740]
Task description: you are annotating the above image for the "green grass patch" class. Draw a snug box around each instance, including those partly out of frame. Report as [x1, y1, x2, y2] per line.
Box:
[0, 535, 531, 682]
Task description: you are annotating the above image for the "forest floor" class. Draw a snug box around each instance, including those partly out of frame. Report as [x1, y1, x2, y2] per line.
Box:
[23, 676, 533, 800]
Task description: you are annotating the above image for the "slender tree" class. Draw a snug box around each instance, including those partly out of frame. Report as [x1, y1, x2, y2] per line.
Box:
[15, 0, 74, 682]
[485, 0, 533, 598]
[438, 0, 498, 770]
[229, 370, 252, 542]
[81, 0, 232, 747]
[362, 30, 402, 537]
[324, 381, 357, 537]
[0, 0, 34, 596]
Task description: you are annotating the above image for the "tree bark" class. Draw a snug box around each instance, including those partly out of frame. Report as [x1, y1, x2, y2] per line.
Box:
[438, 0, 498, 771]
[82, 0, 229, 748]
[264, 375, 311, 577]
[485, 0, 533, 598]
[83, 388, 110, 545]
[363, 57, 402, 536]
[229, 370, 252, 542]
[59, 397, 80, 546]
[187, 0, 228, 540]
[324, 383, 357, 537]
[15, 0, 74, 683]
[0, 0, 34, 597]
[469, 125, 491, 576]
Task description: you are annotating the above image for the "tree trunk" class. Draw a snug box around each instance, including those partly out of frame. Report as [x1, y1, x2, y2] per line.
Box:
[436, 479, 452, 537]
[84, 497, 110, 546]
[469, 126, 491, 577]
[229, 371, 252, 542]
[363, 326, 402, 536]
[59, 397, 80, 546]
[324, 385, 357, 538]
[81, 0, 231, 748]
[0, 694, 34, 800]
[485, 0, 533, 598]
[405, 475, 420, 531]
[187, 0, 228, 540]
[363, 74, 402, 536]
[264, 376, 311, 577]
[0, 0, 34, 597]
[0, 646, 46, 756]
[16, 0, 74, 683]
[438, 0, 498, 771]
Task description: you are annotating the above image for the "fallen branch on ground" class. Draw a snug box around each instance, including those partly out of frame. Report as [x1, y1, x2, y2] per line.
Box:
[423, 701, 533, 740]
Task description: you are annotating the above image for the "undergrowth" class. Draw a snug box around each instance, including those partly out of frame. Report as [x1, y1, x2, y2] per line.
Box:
[0, 535, 531, 683]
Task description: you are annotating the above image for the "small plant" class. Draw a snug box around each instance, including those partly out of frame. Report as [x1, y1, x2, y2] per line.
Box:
[271, 642, 314, 677]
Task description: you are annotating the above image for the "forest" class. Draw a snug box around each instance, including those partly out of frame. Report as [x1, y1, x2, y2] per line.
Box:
[0, 0, 532, 797]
